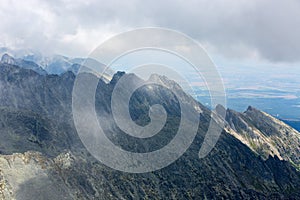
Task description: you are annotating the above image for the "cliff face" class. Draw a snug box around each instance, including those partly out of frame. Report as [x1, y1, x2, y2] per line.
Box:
[225, 106, 300, 169]
[0, 62, 300, 199]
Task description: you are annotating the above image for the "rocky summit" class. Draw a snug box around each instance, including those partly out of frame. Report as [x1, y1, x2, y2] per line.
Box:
[0, 62, 299, 199]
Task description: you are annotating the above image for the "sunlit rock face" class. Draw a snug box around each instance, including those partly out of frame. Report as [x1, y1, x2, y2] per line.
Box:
[225, 106, 300, 169]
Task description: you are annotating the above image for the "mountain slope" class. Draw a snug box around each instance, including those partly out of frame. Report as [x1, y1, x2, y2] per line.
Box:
[0, 107, 76, 157]
[0, 62, 299, 199]
[225, 106, 300, 169]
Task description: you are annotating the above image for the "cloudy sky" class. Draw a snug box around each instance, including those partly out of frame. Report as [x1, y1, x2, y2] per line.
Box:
[0, 0, 300, 64]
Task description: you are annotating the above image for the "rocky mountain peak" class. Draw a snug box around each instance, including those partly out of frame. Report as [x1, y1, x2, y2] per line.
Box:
[109, 71, 126, 85]
[246, 105, 253, 111]
[149, 73, 182, 91]
[1, 53, 15, 65]
[225, 105, 300, 169]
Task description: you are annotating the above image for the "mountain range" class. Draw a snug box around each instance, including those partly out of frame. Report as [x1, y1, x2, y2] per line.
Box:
[0, 56, 299, 199]
[0, 47, 111, 76]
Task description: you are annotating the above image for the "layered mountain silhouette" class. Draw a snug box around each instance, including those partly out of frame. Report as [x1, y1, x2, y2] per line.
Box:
[0, 49, 113, 77]
[1, 53, 47, 75]
[0, 60, 299, 199]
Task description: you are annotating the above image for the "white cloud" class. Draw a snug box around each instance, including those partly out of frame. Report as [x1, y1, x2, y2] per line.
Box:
[0, 0, 299, 62]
